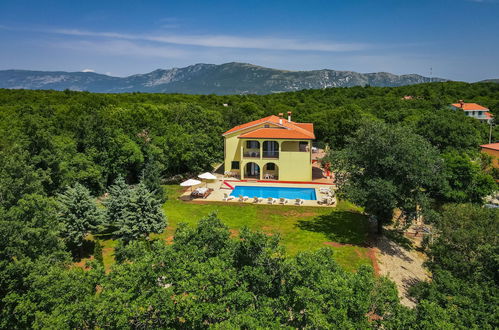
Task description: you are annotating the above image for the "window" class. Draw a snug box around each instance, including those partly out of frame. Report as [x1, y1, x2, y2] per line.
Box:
[231, 161, 240, 170]
[299, 141, 309, 151]
[246, 141, 259, 149]
[264, 124, 270, 128]
[266, 163, 275, 170]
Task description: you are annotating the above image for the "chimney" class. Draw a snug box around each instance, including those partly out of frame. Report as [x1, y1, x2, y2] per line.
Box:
[459, 100, 464, 108]
[278, 112, 283, 125]
[287, 111, 292, 122]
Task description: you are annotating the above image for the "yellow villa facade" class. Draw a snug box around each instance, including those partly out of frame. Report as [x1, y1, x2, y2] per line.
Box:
[222, 113, 315, 181]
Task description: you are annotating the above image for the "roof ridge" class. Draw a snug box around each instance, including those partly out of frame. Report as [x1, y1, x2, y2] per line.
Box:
[222, 114, 314, 137]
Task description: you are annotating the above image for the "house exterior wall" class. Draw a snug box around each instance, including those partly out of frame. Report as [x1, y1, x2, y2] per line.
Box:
[450, 105, 493, 124]
[481, 148, 499, 168]
[223, 125, 313, 181]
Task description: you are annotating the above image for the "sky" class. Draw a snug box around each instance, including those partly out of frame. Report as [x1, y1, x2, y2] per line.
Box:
[0, 0, 498, 82]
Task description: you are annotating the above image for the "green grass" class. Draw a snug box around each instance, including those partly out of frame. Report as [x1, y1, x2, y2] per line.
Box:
[96, 185, 372, 272]
[150, 185, 372, 272]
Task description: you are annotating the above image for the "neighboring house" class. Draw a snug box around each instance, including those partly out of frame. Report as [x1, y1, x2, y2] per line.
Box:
[450, 100, 494, 124]
[223, 112, 315, 181]
[480, 143, 499, 168]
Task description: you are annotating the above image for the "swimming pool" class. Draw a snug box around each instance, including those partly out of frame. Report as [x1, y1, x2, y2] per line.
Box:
[231, 185, 317, 200]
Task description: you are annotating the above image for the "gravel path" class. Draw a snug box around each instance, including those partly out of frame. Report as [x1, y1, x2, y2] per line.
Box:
[374, 236, 430, 308]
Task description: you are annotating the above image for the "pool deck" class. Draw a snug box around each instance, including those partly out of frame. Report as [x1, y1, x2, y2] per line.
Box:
[180, 176, 336, 207]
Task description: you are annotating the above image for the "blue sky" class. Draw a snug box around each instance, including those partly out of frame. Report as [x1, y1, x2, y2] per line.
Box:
[0, 0, 498, 81]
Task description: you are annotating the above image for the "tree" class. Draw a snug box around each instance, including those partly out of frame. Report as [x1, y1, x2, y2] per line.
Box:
[93, 240, 104, 266]
[406, 204, 499, 329]
[0, 146, 45, 209]
[327, 121, 444, 233]
[57, 183, 102, 253]
[103, 175, 131, 228]
[141, 156, 166, 203]
[115, 182, 167, 241]
[439, 152, 496, 203]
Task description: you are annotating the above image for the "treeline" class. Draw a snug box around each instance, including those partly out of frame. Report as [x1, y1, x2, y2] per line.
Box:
[1, 82, 497, 200]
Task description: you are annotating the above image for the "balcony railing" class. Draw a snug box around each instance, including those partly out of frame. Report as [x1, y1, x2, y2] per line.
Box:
[263, 151, 279, 158]
[243, 151, 260, 158]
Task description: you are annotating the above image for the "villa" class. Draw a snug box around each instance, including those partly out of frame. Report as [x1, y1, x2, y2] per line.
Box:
[450, 101, 494, 124]
[223, 112, 315, 181]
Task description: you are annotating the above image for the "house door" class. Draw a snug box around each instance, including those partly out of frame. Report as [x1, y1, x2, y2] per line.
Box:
[246, 162, 260, 176]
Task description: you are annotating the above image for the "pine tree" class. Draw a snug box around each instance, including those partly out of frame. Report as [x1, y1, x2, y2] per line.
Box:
[115, 182, 167, 241]
[103, 175, 131, 227]
[93, 240, 104, 266]
[57, 183, 102, 252]
[141, 157, 166, 203]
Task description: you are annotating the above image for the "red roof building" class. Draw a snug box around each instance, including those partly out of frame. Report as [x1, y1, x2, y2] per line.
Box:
[222, 113, 316, 181]
[450, 101, 494, 124]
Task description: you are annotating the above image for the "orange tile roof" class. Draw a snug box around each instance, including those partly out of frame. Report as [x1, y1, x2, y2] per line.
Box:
[223, 115, 279, 135]
[481, 143, 499, 151]
[485, 112, 494, 119]
[238, 127, 313, 139]
[451, 102, 489, 111]
[223, 115, 315, 139]
[294, 123, 314, 134]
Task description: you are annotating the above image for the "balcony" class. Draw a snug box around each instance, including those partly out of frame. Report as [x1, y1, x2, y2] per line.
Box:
[262, 151, 279, 159]
[243, 151, 260, 158]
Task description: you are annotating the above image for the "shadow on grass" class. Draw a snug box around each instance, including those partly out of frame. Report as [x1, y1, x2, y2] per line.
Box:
[384, 229, 413, 250]
[73, 239, 96, 261]
[296, 211, 369, 246]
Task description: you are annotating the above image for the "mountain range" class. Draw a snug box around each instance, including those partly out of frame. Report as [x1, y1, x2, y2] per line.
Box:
[0, 62, 447, 95]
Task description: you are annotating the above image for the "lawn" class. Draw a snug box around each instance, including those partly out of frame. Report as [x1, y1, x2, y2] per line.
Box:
[97, 185, 372, 272]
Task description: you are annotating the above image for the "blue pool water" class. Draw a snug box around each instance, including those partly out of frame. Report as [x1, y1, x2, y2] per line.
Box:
[231, 185, 317, 200]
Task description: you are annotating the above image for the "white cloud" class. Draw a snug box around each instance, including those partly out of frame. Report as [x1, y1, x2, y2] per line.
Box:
[48, 28, 368, 52]
[55, 39, 189, 59]
[81, 68, 95, 72]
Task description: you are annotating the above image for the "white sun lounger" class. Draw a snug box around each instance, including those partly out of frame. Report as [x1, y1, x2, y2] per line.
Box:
[238, 195, 249, 202]
[294, 198, 304, 205]
[253, 196, 263, 203]
[267, 197, 276, 204]
[279, 197, 288, 205]
[223, 193, 235, 201]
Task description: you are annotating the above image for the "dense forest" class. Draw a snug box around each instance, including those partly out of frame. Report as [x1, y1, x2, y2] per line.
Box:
[0, 82, 498, 328]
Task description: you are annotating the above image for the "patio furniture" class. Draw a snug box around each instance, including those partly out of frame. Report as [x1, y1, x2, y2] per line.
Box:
[279, 197, 288, 205]
[253, 196, 263, 203]
[319, 187, 333, 195]
[191, 187, 212, 199]
[267, 197, 276, 204]
[223, 193, 235, 201]
[180, 179, 202, 192]
[317, 196, 328, 205]
[238, 195, 249, 202]
[294, 198, 304, 205]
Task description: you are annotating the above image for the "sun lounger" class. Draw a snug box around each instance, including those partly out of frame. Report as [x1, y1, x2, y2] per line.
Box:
[319, 187, 333, 195]
[294, 198, 304, 205]
[279, 197, 288, 205]
[317, 196, 328, 205]
[267, 197, 276, 204]
[253, 196, 263, 203]
[238, 195, 249, 202]
[191, 187, 212, 199]
[223, 193, 235, 201]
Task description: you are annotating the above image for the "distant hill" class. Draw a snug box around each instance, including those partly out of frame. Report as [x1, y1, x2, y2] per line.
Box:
[479, 79, 499, 83]
[0, 62, 447, 95]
